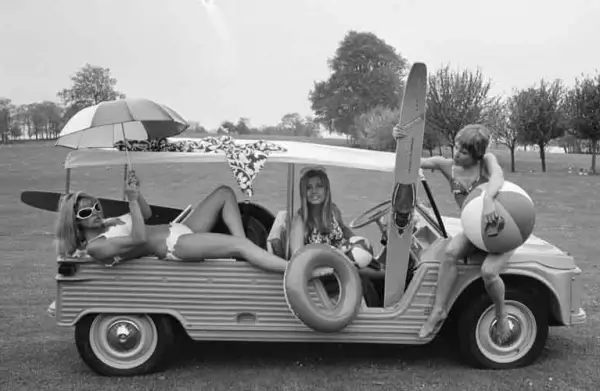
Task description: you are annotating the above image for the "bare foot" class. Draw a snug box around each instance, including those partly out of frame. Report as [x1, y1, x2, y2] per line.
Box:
[494, 314, 512, 344]
[418, 307, 447, 338]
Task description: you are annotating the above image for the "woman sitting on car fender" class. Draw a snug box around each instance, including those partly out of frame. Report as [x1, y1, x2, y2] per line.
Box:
[288, 166, 382, 307]
[54, 170, 288, 273]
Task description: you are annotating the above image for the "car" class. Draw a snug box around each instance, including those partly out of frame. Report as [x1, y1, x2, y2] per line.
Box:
[26, 135, 587, 376]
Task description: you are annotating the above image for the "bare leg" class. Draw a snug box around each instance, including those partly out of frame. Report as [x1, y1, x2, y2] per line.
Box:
[174, 232, 288, 273]
[418, 232, 473, 338]
[481, 252, 512, 343]
[184, 185, 245, 237]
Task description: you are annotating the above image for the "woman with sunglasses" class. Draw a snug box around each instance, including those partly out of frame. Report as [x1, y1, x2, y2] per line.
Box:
[55, 171, 289, 273]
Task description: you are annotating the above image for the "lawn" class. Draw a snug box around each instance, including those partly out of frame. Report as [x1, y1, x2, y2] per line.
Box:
[1, 139, 599, 391]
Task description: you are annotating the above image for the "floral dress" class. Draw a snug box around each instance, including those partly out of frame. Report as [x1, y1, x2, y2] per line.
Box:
[305, 215, 345, 249]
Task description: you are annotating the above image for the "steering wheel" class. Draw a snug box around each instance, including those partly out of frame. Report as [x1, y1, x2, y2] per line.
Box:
[348, 200, 391, 230]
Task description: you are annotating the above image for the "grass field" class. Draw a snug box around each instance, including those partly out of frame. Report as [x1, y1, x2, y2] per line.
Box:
[1, 139, 599, 391]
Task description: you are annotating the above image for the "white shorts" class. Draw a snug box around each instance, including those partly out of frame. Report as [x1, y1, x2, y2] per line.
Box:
[164, 223, 193, 261]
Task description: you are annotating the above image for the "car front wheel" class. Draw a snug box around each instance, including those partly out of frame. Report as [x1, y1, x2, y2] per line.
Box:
[457, 289, 549, 369]
[75, 314, 175, 376]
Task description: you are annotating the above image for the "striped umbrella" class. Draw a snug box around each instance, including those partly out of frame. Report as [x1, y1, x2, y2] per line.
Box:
[56, 98, 189, 167]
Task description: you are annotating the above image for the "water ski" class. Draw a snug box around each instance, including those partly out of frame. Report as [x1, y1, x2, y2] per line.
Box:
[20, 190, 183, 225]
[384, 63, 427, 307]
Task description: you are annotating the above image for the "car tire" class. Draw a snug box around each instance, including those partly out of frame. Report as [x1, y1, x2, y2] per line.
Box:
[457, 288, 549, 369]
[75, 314, 175, 376]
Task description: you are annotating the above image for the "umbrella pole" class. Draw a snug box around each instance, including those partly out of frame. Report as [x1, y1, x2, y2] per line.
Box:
[122, 164, 128, 201]
[119, 123, 133, 170]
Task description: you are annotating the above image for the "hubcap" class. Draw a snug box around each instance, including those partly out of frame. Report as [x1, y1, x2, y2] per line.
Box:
[106, 320, 141, 352]
[89, 314, 158, 370]
[475, 301, 537, 364]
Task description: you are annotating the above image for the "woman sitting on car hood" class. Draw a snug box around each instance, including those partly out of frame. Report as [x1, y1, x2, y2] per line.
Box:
[54, 170, 288, 273]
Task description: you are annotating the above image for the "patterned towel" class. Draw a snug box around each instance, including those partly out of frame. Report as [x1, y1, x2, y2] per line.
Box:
[114, 136, 287, 197]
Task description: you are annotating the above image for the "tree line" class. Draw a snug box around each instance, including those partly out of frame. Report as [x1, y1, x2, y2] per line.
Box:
[0, 64, 322, 145]
[3, 31, 600, 173]
[308, 31, 600, 174]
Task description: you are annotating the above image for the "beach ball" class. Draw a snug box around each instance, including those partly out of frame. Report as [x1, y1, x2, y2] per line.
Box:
[344, 236, 374, 268]
[461, 181, 535, 254]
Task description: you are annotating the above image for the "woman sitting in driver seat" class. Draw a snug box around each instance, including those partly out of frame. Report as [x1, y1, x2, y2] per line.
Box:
[288, 166, 382, 307]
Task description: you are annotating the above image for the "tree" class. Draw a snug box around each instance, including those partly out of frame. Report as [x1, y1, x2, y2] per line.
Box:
[565, 73, 600, 173]
[308, 31, 408, 135]
[423, 121, 442, 156]
[510, 79, 567, 172]
[218, 120, 236, 134]
[426, 64, 495, 154]
[57, 64, 126, 123]
[276, 113, 320, 137]
[186, 121, 208, 134]
[353, 105, 399, 151]
[32, 101, 63, 139]
[485, 97, 520, 172]
[235, 117, 252, 134]
[0, 98, 14, 143]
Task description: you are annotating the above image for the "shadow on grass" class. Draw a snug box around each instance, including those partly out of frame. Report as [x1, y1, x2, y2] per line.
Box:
[167, 335, 464, 371]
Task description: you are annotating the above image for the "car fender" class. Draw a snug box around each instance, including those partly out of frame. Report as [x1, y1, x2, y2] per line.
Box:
[58, 307, 188, 330]
[449, 267, 566, 326]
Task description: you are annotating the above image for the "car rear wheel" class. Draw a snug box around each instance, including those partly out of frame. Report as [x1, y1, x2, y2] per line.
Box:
[75, 314, 175, 376]
[457, 289, 549, 369]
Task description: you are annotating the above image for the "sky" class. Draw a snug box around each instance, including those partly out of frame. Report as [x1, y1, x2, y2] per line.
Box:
[1, 0, 599, 130]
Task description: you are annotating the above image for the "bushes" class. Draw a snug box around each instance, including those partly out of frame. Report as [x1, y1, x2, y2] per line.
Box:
[352, 106, 400, 152]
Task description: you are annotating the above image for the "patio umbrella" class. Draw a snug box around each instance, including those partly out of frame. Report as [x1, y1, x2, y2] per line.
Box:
[56, 98, 189, 168]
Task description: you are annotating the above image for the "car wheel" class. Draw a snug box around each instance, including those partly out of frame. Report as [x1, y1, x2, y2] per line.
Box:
[457, 289, 548, 369]
[75, 314, 175, 376]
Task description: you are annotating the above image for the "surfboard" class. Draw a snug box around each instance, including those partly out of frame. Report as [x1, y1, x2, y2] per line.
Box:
[20, 190, 183, 225]
[384, 63, 427, 307]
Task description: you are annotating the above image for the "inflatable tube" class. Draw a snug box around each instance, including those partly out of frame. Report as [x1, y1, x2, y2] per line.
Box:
[284, 244, 363, 333]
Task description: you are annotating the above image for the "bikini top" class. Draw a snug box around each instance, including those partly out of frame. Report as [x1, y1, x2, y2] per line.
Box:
[450, 164, 489, 208]
[88, 214, 133, 243]
[305, 214, 345, 248]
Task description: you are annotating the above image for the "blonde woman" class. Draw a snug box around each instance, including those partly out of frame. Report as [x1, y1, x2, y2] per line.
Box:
[289, 166, 382, 307]
[54, 170, 288, 272]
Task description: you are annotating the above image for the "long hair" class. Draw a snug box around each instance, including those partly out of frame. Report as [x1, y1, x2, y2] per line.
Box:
[298, 168, 334, 235]
[54, 191, 93, 258]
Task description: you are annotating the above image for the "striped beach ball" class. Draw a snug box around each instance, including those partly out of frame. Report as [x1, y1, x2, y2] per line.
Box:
[461, 181, 536, 254]
[345, 236, 374, 268]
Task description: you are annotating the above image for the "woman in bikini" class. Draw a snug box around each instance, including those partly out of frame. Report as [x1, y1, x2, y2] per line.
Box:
[394, 124, 509, 341]
[54, 170, 288, 273]
[288, 166, 382, 307]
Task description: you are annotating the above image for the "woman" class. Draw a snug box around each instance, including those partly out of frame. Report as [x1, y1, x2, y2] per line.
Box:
[289, 166, 382, 307]
[55, 170, 288, 273]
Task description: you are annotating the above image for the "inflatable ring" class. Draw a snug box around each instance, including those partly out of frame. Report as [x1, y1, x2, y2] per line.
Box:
[284, 244, 363, 333]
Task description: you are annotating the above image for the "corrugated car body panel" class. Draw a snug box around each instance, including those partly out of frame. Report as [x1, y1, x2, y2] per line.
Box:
[56, 258, 441, 344]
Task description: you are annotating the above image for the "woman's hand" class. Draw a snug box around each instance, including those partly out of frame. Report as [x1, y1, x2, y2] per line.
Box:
[127, 169, 140, 187]
[482, 196, 499, 225]
[124, 181, 140, 202]
[392, 123, 408, 140]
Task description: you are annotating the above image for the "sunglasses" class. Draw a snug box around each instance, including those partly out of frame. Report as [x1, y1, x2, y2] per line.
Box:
[76, 202, 101, 220]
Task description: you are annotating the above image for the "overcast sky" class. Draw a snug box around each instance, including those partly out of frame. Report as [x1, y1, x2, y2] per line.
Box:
[1, 0, 599, 129]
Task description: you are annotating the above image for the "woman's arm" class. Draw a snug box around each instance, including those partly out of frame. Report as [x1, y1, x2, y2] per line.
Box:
[136, 193, 152, 221]
[127, 170, 152, 221]
[420, 156, 451, 171]
[481, 152, 505, 224]
[87, 187, 147, 265]
[482, 153, 505, 199]
[289, 214, 306, 257]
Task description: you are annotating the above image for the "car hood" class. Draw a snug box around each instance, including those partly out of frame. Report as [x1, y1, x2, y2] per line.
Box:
[441, 217, 576, 269]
